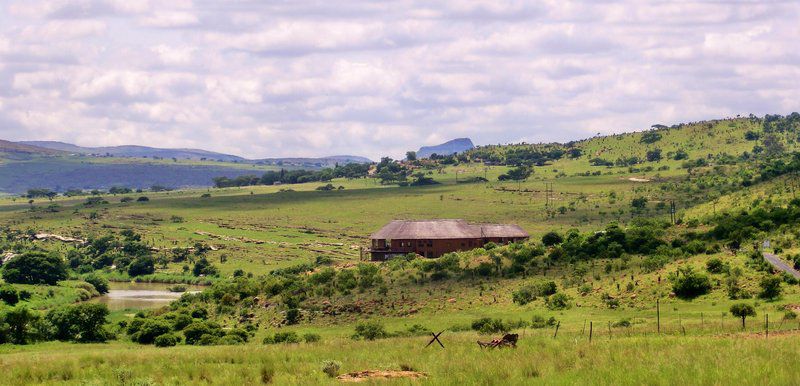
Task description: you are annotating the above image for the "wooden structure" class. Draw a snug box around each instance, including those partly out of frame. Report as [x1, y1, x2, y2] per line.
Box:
[369, 219, 529, 260]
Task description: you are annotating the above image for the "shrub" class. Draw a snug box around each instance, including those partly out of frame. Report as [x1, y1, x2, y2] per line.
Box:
[154, 333, 179, 347]
[322, 360, 341, 378]
[263, 331, 301, 344]
[303, 333, 321, 343]
[758, 276, 782, 300]
[541, 232, 563, 246]
[670, 267, 712, 299]
[705, 258, 726, 274]
[353, 321, 388, 340]
[545, 293, 572, 310]
[136, 196, 150, 202]
[128, 256, 155, 277]
[83, 274, 109, 294]
[0, 285, 19, 306]
[471, 318, 507, 334]
[530, 315, 557, 329]
[45, 303, 110, 343]
[2, 252, 68, 285]
[130, 318, 172, 344]
[183, 321, 223, 345]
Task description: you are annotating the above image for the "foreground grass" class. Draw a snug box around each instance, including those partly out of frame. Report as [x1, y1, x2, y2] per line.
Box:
[0, 332, 797, 385]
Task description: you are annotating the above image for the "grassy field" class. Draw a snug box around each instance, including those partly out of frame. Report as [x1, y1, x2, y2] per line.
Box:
[2, 117, 800, 384]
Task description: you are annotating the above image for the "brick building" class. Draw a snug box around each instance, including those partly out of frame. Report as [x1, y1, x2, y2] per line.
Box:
[369, 219, 529, 260]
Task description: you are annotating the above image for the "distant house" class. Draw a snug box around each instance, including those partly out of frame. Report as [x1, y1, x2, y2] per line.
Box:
[369, 219, 529, 260]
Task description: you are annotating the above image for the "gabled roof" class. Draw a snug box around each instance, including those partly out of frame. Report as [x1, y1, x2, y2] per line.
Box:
[370, 219, 528, 240]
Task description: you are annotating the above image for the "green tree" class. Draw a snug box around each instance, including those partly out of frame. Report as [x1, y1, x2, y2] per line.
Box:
[670, 267, 712, 299]
[83, 274, 109, 294]
[0, 307, 40, 344]
[541, 231, 563, 246]
[758, 276, 782, 300]
[729, 303, 756, 330]
[128, 256, 155, 277]
[45, 303, 109, 343]
[2, 252, 67, 285]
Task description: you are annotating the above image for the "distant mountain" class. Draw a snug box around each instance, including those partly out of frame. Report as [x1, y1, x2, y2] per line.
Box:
[257, 155, 373, 168]
[417, 138, 475, 158]
[19, 141, 246, 162]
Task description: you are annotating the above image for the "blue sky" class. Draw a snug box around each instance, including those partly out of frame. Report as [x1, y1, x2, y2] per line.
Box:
[1, 0, 798, 160]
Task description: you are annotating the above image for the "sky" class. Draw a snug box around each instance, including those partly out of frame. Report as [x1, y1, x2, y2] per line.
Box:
[1, 1, 799, 160]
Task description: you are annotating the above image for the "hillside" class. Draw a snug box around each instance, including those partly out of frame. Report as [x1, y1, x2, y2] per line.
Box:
[0, 139, 65, 157]
[20, 141, 247, 162]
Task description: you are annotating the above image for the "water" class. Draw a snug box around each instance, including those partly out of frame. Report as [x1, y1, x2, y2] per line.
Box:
[92, 282, 204, 311]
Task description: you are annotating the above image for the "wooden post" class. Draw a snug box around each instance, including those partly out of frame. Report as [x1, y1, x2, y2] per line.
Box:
[608, 321, 611, 339]
[656, 299, 660, 334]
[766, 314, 769, 339]
[589, 322, 593, 342]
[701, 312, 704, 329]
[553, 322, 560, 339]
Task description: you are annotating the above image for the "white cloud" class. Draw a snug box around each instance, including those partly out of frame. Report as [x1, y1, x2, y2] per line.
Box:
[1, 0, 799, 160]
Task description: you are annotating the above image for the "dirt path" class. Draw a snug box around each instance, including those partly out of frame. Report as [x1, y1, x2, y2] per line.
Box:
[763, 252, 800, 279]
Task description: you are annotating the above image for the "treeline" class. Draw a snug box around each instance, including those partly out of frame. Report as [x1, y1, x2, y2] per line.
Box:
[212, 163, 370, 188]
[464, 144, 571, 166]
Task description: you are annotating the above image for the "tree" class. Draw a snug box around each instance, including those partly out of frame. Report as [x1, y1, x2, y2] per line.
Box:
[83, 274, 109, 294]
[45, 303, 109, 343]
[192, 257, 218, 277]
[2, 252, 67, 285]
[541, 231, 563, 246]
[631, 197, 648, 210]
[646, 149, 662, 162]
[405, 151, 417, 161]
[640, 131, 662, 144]
[758, 276, 782, 300]
[498, 166, 532, 181]
[128, 255, 155, 277]
[729, 303, 756, 330]
[669, 267, 712, 299]
[762, 134, 785, 156]
[0, 285, 19, 306]
[0, 307, 40, 344]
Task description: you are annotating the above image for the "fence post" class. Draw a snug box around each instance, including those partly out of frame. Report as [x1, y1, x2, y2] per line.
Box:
[766, 314, 769, 339]
[608, 321, 611, 340]
[589, 322, 593, 342]
[656, 298, 660, 334]
[553, 322, 560, 339]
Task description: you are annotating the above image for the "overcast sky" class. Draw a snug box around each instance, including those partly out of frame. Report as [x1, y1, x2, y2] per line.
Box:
[1, 1, 798, 160]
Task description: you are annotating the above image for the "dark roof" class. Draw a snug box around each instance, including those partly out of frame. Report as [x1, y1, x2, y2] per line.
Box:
[370, 219, 529, 240]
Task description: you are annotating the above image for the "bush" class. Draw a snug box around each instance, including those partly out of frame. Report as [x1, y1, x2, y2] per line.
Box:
[758, 276, 782, 300]
[541, 232, 563, 246]
[45, 303, 110, 343]
[263, 331, 301, 344]
[705, 258, 726, 274]
[130, 318, 172, 344]
[154, 333, 179, 347]
[353, 321, 388, 340]
[530, 315, 557, 329]
[321, 360, 341, 378]
[512, 281, 558, 305]
[471, 318, 507, 334]
[670, 267, 712, 299]
[0, 285, 19, 306]
[183, 321, 223, 345]
[128, 256, 155, 277]
[303, 333, 321, 343]
[545, 293, 572, 310]
[83, 274, 110, 294]
[2, 252, 68, 285]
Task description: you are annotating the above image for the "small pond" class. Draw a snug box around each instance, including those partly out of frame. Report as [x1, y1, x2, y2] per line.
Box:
[92, 282, 204, 311]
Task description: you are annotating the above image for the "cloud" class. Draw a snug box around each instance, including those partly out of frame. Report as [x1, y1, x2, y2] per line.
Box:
[1, 0, 799, 160]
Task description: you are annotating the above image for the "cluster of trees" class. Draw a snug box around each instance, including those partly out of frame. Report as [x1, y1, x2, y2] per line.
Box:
[465, 144, 568, 166]
[709, 198, 800, 249]
[126, 306, 251, 347]
[0, 303, 110, 345]
[213, 164, 370, 188]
